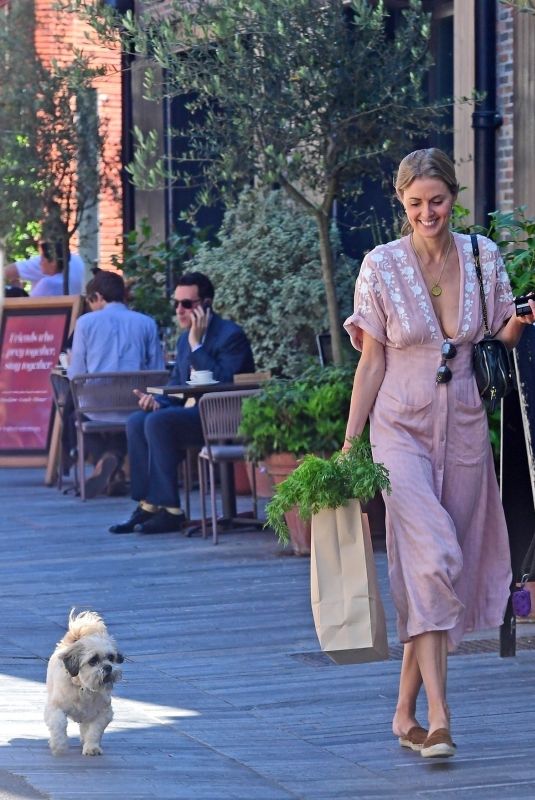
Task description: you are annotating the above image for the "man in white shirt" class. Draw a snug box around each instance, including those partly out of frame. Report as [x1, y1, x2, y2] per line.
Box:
[5, 242, 85, 295]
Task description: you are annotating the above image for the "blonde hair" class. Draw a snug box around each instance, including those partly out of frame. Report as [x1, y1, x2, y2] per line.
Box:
[395, 148, 459, 236]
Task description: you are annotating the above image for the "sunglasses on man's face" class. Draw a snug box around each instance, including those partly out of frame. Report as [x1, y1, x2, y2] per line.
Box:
[436, 341, 457, 384]
[173, 298, 201, 310]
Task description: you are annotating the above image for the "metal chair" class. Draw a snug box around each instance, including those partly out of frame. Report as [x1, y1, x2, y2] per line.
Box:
[50, 371, 76, 492]
[70, 370, 169, 500]
[316, 332, 333, 367]
[198, 389, 260, 544]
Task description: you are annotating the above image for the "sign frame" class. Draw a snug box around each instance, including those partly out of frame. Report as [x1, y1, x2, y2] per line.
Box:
[0, 296, 81, 475]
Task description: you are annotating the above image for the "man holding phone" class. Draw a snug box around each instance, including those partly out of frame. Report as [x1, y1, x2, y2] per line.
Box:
[110, 271, 255, 535]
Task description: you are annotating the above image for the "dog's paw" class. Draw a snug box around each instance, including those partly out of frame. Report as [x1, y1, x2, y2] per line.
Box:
[49, 741, 69, 756]
[82, 743, 103, 756]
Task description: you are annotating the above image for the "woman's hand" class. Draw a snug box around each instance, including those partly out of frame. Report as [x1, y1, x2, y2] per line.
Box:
[497, 298, 535, 349]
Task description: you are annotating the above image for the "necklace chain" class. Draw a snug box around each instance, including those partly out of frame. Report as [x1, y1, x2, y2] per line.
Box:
[411, 233, 453, 297]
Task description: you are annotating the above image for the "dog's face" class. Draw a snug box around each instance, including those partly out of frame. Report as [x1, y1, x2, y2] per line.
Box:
[60, 634, 123, 692]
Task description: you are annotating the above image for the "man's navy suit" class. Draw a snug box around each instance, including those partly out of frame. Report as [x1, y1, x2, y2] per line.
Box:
[126, 313, 255, 509]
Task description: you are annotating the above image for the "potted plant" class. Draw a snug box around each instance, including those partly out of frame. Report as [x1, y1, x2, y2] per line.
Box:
[265, 438, 390, 546]
[239, 364, 356, 554]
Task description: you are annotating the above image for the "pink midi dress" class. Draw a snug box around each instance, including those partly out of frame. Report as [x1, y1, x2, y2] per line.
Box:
[344, 232, 513, 649]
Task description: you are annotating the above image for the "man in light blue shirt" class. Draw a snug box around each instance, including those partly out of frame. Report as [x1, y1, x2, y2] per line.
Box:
[67, 270, 164, 497]
[68, 273, 164, 377]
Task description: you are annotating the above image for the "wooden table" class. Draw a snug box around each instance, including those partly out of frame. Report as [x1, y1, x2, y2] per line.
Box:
[146, 381, 260, 525]
[146, 381, 260, 399]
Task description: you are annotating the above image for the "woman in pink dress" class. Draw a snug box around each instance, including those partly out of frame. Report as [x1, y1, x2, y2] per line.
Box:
[344, 148, 535, 758]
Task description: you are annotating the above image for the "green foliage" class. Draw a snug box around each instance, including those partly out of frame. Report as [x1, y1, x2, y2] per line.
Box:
[452, 204, 535, 297]
[486, 209, 535, 297]
[5, 220, 41, 263]
[265, 437, 390, 544]
[239, 364, 356, 461]
[499, 0, 535, 13]
[111, 220, 204, 330]
[0, 0, 116, 244]
[190, 188, 356, 376]
[68, 0, 444, 363]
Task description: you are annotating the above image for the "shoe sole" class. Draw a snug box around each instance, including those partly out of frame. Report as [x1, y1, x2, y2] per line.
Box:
[421, 743, 456, 758]
[399, 738, 424, 752]
[109, 525, 137, 534]
[136, 516, 187, 534]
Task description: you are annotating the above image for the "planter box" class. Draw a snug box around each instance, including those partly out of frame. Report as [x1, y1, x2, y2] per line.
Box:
[264, 452, 311, 556]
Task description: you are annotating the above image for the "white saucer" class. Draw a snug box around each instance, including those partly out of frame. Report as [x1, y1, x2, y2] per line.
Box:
[186, 379, 219, 386]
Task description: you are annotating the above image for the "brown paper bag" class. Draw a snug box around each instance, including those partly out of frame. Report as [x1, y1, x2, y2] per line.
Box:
[310, 500, 389, 664]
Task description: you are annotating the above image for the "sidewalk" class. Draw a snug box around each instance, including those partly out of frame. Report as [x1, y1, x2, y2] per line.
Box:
[1, 467, 535, 799]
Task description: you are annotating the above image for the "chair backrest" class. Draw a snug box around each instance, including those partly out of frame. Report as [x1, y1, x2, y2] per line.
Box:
[316, 332, 333, 367]
[50, 372, 71, 415]
[70, 371, 169, 419]
[198, 389, 259, 447]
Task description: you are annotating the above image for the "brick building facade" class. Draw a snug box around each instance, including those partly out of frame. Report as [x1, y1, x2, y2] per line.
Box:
[35, 0, 123, 271]
[496, 3, 515, 213]
[2, 0, 123, 272]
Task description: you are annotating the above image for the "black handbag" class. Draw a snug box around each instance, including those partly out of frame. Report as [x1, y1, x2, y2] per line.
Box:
[471, 233, 514, 413]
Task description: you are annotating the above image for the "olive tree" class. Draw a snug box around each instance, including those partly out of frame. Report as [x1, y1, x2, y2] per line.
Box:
[70, 0, 445, 360]
[0, 0, 117, 278]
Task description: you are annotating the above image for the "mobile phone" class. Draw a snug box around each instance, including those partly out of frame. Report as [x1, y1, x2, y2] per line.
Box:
[515, 292, 535, 316]
[202, 300, 212, 313]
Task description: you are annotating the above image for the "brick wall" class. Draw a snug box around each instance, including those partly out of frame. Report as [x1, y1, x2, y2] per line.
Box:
[34, 0, 123, 272]
[495, 1, 514, 213]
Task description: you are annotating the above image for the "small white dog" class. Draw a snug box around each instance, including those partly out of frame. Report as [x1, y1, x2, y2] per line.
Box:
[44, 609, 123, 756]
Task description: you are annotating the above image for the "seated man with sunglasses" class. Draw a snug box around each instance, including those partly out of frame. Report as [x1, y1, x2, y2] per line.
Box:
[109, 271, 255, 535]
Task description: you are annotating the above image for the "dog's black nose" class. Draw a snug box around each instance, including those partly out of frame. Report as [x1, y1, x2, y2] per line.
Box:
[103, 664, 112, 675]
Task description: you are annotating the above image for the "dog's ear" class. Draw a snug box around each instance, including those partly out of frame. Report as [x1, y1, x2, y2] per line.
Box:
[115, 652, 124, 664]
[60, 643, 82, 677]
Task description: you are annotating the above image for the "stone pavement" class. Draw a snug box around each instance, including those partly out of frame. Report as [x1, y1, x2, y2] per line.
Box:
[1, 467, 535, 800]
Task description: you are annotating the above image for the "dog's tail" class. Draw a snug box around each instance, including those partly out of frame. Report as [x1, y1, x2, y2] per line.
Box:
[61, 609, 108, 644]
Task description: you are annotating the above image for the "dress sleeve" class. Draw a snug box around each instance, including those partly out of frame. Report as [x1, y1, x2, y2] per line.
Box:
[343, 253, 387, 351]
[491, 243, 515, 335]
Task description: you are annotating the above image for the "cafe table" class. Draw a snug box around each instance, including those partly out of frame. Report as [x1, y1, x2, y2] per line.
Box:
[146, 380, 260, 525]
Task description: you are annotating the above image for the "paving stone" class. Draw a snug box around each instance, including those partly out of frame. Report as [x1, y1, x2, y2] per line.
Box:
[1, 467, 534, 800]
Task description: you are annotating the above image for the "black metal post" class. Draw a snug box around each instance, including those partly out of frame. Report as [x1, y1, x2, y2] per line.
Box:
[121, 49, 135, 235]
[472, 0, 502, 227]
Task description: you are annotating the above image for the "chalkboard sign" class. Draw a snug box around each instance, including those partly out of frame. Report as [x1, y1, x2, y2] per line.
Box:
[0, 296, 80, 467]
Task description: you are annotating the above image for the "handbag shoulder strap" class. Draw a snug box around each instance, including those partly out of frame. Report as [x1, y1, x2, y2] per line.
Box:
[471, 233, 491, 336]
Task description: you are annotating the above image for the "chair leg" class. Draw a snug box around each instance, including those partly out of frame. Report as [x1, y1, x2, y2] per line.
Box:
[57, 426, 63, 492]
[182, 454, 191, 521]
[251, 460, 258, 520]
[77, 428, 86, 501]
[209, 462, 218, 545]
[198, 456, 207, 539]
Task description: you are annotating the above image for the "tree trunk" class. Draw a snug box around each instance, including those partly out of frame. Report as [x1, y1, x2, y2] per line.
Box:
[315, 210, 344, 366]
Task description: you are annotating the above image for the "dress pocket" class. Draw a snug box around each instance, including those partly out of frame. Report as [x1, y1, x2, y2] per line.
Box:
[453, 398, 489, 466]
[375, 390, 434, 452]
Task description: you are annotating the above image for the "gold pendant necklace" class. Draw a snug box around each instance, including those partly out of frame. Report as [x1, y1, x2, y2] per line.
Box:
[411, 233, 453, 297]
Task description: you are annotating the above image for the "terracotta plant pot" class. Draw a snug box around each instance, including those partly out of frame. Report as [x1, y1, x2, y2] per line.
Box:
[233, 462, 251, 495]
[245, 461, 274, 499]
[264, 452, 311, 556]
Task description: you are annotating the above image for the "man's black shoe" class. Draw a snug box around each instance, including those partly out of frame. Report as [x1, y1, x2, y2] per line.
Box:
[109, 506, 154, 534]
[136, 509, 187, 534]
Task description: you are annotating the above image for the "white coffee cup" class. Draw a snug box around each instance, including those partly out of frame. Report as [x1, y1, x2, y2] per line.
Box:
[190, 369, 214, 384]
